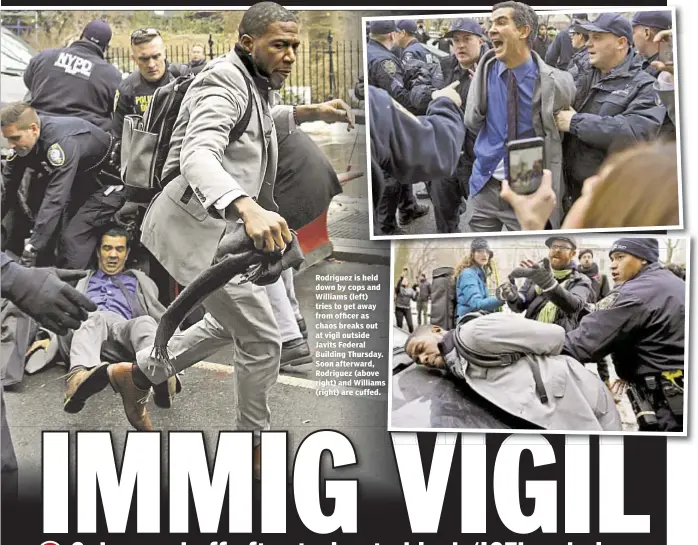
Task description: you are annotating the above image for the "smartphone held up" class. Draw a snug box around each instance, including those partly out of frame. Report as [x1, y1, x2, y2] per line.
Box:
[506, 137, 546, 195]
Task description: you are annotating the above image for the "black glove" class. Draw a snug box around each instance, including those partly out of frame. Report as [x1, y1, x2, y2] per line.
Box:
[214, 227, 305, 287]
[509, 258, 556, 291]
[496, 282, 519, 303]
[19, 246, 38, 268]
[5, 265, 97, 335]
[113, 201, 142, 228]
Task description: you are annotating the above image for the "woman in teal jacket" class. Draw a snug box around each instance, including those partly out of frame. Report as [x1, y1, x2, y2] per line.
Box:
[454, 238, 504, 319]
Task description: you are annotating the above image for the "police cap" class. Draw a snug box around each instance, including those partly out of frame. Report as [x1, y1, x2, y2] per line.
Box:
[81, 19, 112, 49]
[576, 12, 633, 43]
[370, 20, 397, 35]
[444, 17, 485, 38]
[631, 11, 672, 31]
[396, 20, 418, 34]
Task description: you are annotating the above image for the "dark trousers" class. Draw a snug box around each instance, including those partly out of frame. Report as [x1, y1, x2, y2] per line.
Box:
[416, 300, 429, 325]
[429, 176, 462, 233]
[59, 187, 126, 269]
[395, 307, 414, 333]
[375, 175, 418, 234]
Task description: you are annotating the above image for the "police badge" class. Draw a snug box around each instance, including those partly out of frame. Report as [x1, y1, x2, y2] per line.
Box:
[47, 143, 65, 167]
[596, 291, 620, 310]
[381, 59, 398, 76]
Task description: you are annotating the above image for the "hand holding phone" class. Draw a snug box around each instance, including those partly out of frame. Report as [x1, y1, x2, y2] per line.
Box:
[506, 137, 546, 195]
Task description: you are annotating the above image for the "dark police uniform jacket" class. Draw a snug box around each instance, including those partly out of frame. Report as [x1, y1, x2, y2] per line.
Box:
[368, 86, 464, 204]
[23, 40, 122, 133]
[563, 263, 684, 381]
[1, 116, 112, 253]
[402, 39, 444, 90]
[111, 63, 188, 140]
[562, 51, 665, 193]
[367, 39, 415, 114]
[507, 268, 595, 333]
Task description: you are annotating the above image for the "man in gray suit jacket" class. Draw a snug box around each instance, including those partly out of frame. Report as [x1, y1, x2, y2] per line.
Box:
[106, 2, 353, 476]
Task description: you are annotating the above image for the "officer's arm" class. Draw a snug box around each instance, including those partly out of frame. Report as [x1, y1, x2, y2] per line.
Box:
[1, 156, 27, 221]
[372, 61, 416, 112]
[28, 139, 81, 252]
[111, 81, 133, 139]
[568, 83, 666, 149]
[545, 277, 595, 315]
[23, 54, 38, 89]
[371, 88, 465, 183]
[562, 295, 643, 363]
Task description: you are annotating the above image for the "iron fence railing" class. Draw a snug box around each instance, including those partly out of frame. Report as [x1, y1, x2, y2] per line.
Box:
[106, 33, 364, 106]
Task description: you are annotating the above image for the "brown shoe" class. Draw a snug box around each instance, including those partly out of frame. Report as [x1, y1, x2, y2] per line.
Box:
[153, 376, 181, 409]
[107, 363, 153, 431]
[64, 363, 110, 414]
[253, 444, 261, 481]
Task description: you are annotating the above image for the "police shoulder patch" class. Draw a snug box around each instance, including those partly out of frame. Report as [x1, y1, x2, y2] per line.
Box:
[47, 143, 65, 167]
[596, 292, 620, 310]
[381, 59, 398, 76]
[403, 52, 415, 62]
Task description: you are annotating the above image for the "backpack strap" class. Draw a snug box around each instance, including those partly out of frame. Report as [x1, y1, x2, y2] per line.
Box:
[452, 324, 549, 404]
[110, 275, 145, 319]
[161, 65, 255, 188]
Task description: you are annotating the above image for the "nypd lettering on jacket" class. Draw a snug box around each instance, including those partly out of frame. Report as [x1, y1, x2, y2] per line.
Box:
[40, 430, 663, 540]
[53, 52, 93, 80]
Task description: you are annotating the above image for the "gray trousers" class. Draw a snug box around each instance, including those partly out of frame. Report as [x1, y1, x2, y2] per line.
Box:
[136, 279, 281, 443]
[70, 311, 157, 370]
[265, 275, 302, 343]
[466, 177, 521, 233]
[1, 384, 18, 504]
[281, 267, 302, 319]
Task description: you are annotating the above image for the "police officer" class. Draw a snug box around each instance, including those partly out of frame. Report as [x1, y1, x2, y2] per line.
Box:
[563, 238, 685, 432]
[366, 20, 430, 235]
[368, 84, 465, 206]
[396, 20, 444, 89]
[112, 28, 190, 141]
[555, 13, 665, 207]
[429, 18, 486, 233]
[631, 11, 675, 140]
[23, 19, 122, 133]
[366, 20, 419, 114]
[631, 11, 672, 78]
[1, 102, 123, 270]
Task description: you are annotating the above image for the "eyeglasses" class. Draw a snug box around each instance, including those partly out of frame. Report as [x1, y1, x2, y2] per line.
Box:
[550, 245, 574, 251]
[131, 28, 161, 44]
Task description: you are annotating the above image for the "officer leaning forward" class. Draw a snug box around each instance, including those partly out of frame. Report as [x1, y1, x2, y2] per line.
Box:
[1, 102, 123, 270]
[562, 238, 685, 432]
[23, 19, 122, 133]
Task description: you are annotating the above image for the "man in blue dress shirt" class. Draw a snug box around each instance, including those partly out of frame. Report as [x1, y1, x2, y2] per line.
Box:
[465, 2, 575, 232]
[59, 226, 177, 422]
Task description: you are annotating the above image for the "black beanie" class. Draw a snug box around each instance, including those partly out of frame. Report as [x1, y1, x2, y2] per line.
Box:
[609, 238, 659, 263]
